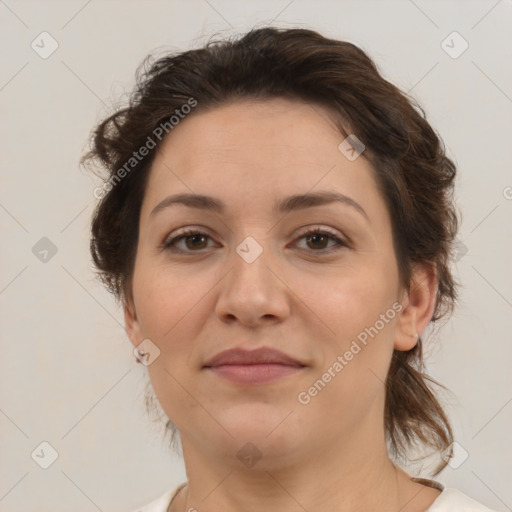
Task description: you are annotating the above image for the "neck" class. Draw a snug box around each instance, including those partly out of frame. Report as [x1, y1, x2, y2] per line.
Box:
[171, 427, 426, 512]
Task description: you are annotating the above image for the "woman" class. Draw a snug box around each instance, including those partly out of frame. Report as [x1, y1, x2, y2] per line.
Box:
[83, 27, 495, 512]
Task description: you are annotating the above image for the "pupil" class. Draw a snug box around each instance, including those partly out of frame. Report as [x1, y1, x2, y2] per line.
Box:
[309, 234, 326, 249]
[188, 235, 205, 249]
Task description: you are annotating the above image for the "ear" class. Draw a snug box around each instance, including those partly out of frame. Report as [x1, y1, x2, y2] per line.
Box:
[124, 297, 143, 349]
[394, 263, 438, 351]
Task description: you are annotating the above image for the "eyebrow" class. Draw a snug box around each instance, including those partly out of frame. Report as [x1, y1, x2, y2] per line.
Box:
[149, 191, 369, 222]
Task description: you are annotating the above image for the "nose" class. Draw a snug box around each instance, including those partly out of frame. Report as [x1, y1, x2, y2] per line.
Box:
[214, 238, 291, 328]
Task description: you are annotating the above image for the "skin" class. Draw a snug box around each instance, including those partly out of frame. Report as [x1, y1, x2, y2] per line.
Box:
[124, 98, 440, 512]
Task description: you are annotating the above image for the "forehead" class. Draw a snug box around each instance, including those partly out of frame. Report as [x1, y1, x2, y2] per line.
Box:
[141, 98, 385, 224]
[160, 98, 348, 168]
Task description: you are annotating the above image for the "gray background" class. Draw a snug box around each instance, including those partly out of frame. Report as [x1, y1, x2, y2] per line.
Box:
[0, 0, 511, 511]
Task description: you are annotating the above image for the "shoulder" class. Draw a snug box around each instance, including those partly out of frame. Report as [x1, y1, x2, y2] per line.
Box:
[427, 487, 498, 511]
[410, 477, 497, 512]
[129, 483, 186, 512]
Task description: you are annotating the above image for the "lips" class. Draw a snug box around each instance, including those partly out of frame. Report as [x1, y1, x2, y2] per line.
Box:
[203, 347, 304, 368]
[203, 347, 306, 385]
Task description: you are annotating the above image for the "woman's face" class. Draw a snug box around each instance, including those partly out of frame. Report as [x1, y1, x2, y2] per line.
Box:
[125, 98, 430, 466]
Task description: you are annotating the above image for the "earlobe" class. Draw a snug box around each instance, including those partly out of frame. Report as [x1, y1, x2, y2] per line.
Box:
[394, 263, 438, 351]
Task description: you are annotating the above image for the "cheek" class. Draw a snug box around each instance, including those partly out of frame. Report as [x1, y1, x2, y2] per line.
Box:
[294, 264, 397, 342]
[292, 264, 397, 398]
[295, 279, 396, 434]
[132, 255, 206, 340]
[132, 259, 212, 392]
[135, 265, 207, 429]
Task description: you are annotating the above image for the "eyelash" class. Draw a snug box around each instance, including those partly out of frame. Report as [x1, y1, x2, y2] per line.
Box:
[161, 227, 348, 255]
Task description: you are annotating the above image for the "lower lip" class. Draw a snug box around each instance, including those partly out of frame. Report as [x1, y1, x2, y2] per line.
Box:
[205, 363, 303, 385]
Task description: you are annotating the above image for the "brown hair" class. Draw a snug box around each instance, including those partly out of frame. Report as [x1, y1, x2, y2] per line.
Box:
[82, 27, 459, 474]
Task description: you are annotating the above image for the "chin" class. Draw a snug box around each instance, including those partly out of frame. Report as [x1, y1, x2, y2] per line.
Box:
[213, 405, 301, 450]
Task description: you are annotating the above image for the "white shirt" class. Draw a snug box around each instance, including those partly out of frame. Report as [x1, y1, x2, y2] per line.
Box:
[130, 479, 497, 511]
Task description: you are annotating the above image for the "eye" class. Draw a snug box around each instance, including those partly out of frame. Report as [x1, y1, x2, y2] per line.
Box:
[161, 227, 347, 255]
[161, 229, 215, 253]
[293, 227, 347, 254]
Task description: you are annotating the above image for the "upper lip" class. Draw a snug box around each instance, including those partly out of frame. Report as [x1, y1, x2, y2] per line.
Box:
[203, 347, 304, 368]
